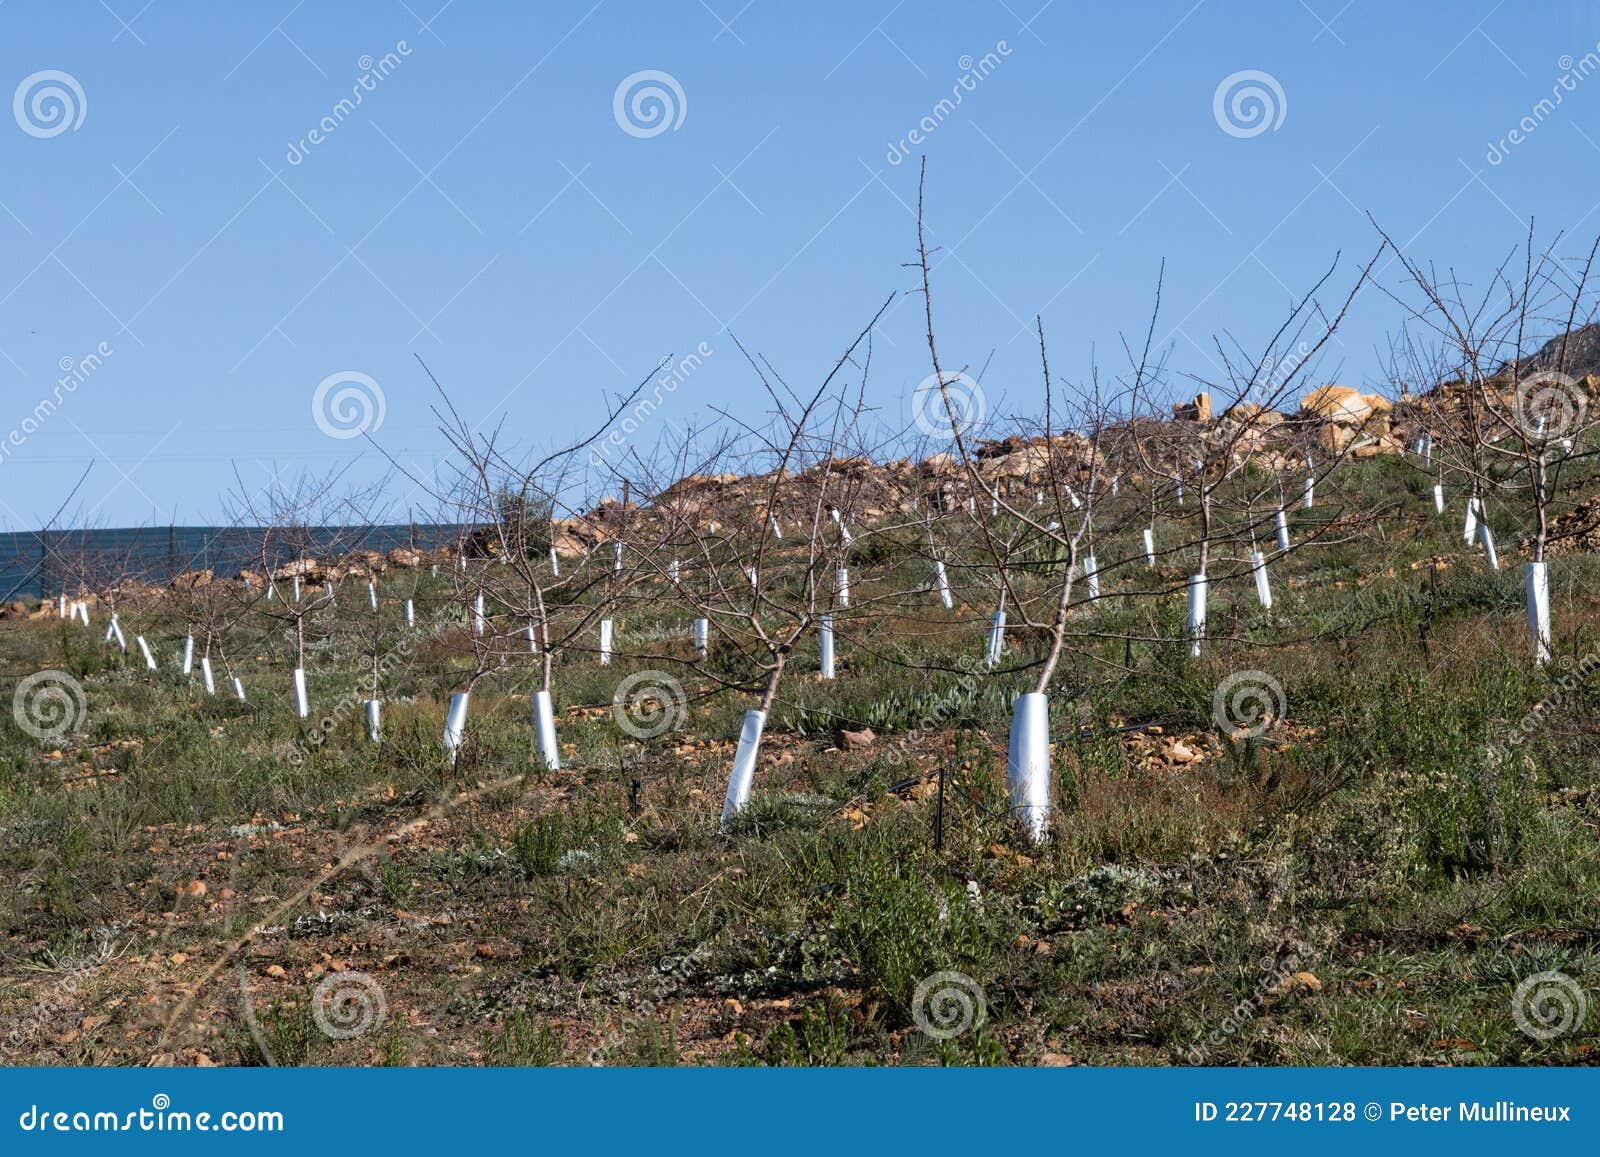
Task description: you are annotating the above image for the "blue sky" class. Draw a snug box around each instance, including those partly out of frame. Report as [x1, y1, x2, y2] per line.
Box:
[3, 0, 1600, 528]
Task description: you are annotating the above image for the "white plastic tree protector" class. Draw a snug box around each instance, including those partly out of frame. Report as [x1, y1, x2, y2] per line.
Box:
[1526, 561, 1551, 664]
[669, 558, 680, 583]
[231, 677, 246, 701]
[292, 667, 310, 719]
[532, 690, 560, 770]
[820, 614, 835, 679]
[746, 566, 758, 590]
[57, 593, 65, 617]
[525, 623, 538, 652]
[967, 495, 976, 515]
[549, 547, 560, 575]
[292, 575, 301, 602]
[443, 691, 471, 756]
[1187, 574, 1208, 657]
[613, 541, 623, 573]
[934, 561, 953, 609]
[368, 582, 378, 611]
[1143, 528, 1156, 567]
[599, 618, 614, 665]
[1463, 496, 1478, 544]
[137, 636, 157, 671]
[985, 608, 1006, 667]
[473, 593, 486, 636]
[693, 617, 709, 655]
[200, 657, 216, 695]
[1433, 484, 1445, 514]
[1275, 508, 1291, 552]
[770, 516, 782, 540]
[103, 614, 117, 644]
[837, 567, 850, 607]
[719, 709, 767, 829]
[1303, 476, 1315, 508]
[1083, 555, 1100, 601]
[364, 699, 381, 742]
[404, 599, 415, 627]
[181, 635, 195, 676]
[1478, 521, 1499, 571]
[1007, 692, 1051, 844]
[325, 582, 335, 603]
[1251, 550, 1273, 609]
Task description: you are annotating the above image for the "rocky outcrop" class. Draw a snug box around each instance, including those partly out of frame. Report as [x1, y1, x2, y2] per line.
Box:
[1300, 385, 1390, 425]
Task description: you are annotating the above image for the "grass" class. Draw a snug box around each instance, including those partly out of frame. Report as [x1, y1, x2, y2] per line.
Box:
[1, 455, 1598, 1066]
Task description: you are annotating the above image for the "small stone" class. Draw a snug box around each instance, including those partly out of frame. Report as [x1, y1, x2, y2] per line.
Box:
[836, 727, 876, 752]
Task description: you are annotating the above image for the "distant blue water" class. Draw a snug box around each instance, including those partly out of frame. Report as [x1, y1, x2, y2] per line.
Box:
[0, 525, 461, 601]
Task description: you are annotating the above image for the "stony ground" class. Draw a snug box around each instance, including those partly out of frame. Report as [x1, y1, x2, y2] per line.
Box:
[2, 456, 1598, 1067]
